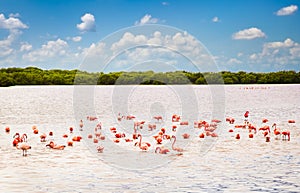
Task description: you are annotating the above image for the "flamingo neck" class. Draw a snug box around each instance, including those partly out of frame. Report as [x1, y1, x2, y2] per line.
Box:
[138, 134, 142, 147]
[172, 136, 176, 150]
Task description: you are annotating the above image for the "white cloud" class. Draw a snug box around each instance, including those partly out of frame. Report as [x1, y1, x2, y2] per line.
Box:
[72, 36, 82, 42]
[0, 13, 28, 58]
[249, 53, 258, 60]
[77, 13, 96, 32]
[107, 30, 214, 71]
[111, 32, 147, 52]
[20, 42, 32, 52]
[247, 38, 300, 69]
[276, 5, 298, 16]
[212, 16, 220, 23]
[162, 2, 169, 6]
[82, 42, 106, 57]
[262, 38, 297, 56]
[23, 39, 68, 62]
[228, 58, 242, 64]
[135, 14, 159, 25]
[0, 13, 28, 31]
[232, 27, 266, 40]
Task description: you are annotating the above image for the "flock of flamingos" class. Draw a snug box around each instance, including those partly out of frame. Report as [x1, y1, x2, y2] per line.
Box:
[3, 111, 296, 156]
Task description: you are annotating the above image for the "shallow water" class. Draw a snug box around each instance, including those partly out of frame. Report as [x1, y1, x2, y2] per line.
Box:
[0, 85, 299, 192]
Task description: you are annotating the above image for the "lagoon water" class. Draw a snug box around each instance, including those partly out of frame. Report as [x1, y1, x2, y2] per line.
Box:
[0, 85, 299, 192]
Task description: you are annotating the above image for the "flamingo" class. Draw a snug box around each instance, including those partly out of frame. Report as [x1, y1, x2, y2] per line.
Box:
[16, 142, 31, 156]
[272, 123, 281, 139]
[248, 124, 257, 134]
[126, 115, 136, 120]
[172, 114, 180, 122]
[288, 120, 295, 123]
[259, 125, 270, 133]
[97, 146, 104, 153]
[117, 113, 122, 121]
[199, 133, 205, 138]
[153, 135, 163, 144]
[99, 135, 105, 140]
[153, 116, 163, 122]
[134, 121, 145, 129]
[46, 141, 66, 150]
[171, 135, 183, 152]
[281, 130, 290, 141]
[182, 133, 190, 139]
[136, 134, 151, 151]
[155, 147, 169, 154]
[79, 120, 83, 130]
[180, 121, 188, 125]
[40, 133, 47, 142]
[148, 123, 156, 131]
[244, 111, 249, 118]
[226, 117, 235, 124]
[5, 126, 10, 133]
[277, 123, 291, 141]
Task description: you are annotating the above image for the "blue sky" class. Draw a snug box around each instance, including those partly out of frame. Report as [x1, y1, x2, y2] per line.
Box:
[0, 0, 299, 72]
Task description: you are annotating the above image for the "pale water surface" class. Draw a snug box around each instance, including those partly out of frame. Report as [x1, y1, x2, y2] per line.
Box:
[0, 85, 299, 192]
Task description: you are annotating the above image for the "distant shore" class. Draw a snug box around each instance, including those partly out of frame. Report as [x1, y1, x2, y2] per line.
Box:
[0, 67, 299, 87]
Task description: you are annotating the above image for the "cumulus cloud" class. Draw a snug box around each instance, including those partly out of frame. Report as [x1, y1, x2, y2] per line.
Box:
[0, 13, 28, 58]
[135, 14, 159, 25]
[77, 13, 96, 32]
[0, 13, 28, 31]
[212, 16, 220, 23]
[106, 30, 214, 71]
[23, 39, 68, 62]
[232, 27, 266, 40]
[20, 42, 32, 52]
[276, 5, 298, 16]
[248, 38, 300, 69]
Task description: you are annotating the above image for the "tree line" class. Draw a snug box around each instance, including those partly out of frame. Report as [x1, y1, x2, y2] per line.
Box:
[0, 67, 299, 87]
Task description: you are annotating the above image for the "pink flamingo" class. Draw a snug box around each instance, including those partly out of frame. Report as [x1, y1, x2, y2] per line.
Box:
[97, 146, 104, 153]
[281, 130, 290, 141]
[153, 116, 163, 122]
[134, 121, 145, 129]
[79, 120, 83, 130]
[272, 123, 281, 138]
[180, 121, 188, 125]
[226, 117, 235, 124]
[259, 125, 270, 133]
[136, 134, 151, 151]
[46, 141, 66, 150]
[126, 115, 136, 120]
[155, 147, 170, 154]
[182, 133, 190, 139]
[40, 133, 47, 142]
[171, 135, 183, 152]
[148, 123, 156, 131]
[172, 114, 180, 122]
[16, 142, 31, 156]
[244, 111, 249, 118]
[288, 120, 295, 123]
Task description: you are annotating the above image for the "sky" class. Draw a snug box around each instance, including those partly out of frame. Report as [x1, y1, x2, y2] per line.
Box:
[0, 0, 299, 72]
